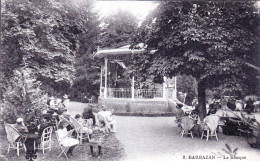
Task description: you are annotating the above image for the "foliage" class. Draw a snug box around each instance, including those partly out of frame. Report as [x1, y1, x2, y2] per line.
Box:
[98, 9, 139, 48]
[222, 144, 238, 158]
[227, 109, 260, 148]
[177, 75, 197, 105]
[213, 143, 238, 158]
[1, 0, 79, 96]
[68, 0, 101, 99]
[1, 0, 99, 123]
[99, 10, 139, 90]
[1, 68, 48, 124]
[71, 9, 140, 99]
[130, 1, 260, 118]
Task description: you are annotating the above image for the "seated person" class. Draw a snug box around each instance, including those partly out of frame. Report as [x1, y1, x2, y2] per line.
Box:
[49, 96, 58, 109]
[38, 118, 52, 136]
[60, 109, 70, 119]
[192, 97, 198, 108]
[191, 103, 199, 115]
[235, 100, 244, 111]
[33, 117, 52, 147]
[12, 118, 28, 142]
[57, 121, 79, 157]
[244, 99, 255, 114]
[74, 114, 93, 135]
[58, 98, 67, 111]
[227, 98, 236, 111]
[83, 106, 96, 126]
[89, 129, 107, 158]
[176, 104, 185, 121]
[207, 104, 217, 115]
[13, 118, 28, 134]
[97, 105, 117, 133]
[213, 99, 222, 110]
[59, 111, 73, 131]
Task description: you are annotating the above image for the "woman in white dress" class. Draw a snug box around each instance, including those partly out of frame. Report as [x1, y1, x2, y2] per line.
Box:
[57, 121, 79, 157]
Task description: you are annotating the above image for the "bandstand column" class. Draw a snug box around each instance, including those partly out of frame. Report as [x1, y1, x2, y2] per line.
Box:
[131, 76, 135, 99]
[100, 64, 103, 97]
[173, 76, 177, 100]
[104, 57, 108, 98]
[163, 76, 167, 99]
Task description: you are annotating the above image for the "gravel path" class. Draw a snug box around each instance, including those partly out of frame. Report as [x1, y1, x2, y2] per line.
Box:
[114, 116, 260, 161]
[66, 102, 260, 161]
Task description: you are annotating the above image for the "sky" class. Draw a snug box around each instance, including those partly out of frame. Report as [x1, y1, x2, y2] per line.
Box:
[94, 1, 159, 22]
[95, 1, 260, 23]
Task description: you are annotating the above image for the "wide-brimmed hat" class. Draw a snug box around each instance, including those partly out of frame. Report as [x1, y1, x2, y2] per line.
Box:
[50, 96, 55, 100]
[16, 118, 23, 123]
[63, 94, 68, 99]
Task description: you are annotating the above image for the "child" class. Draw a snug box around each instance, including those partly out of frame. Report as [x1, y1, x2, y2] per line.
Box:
[89, 129, 108, 158]
[74, 114, 93, 135]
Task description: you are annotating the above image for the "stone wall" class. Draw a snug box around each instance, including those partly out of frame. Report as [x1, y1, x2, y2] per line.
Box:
[98, 98, 177, 114]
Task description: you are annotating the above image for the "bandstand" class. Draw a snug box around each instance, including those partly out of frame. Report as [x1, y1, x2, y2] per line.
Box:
[94, 45, 178, 113]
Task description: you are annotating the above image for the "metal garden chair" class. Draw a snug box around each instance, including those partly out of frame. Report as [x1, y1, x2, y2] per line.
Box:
[34, 126, 53, 154]
[55, 129, 75, 159]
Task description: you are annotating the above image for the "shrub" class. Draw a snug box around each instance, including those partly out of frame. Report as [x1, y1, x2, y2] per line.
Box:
[1, 68, 48, 125]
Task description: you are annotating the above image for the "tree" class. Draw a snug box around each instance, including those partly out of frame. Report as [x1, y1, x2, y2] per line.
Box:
[1, 0, 80, 95]
[70, 9, 140, 99]
[131, 1, 260, 119]
[177, 75, 197, 105]
[0, 0, 99, 122]
[99, 9, 139, 48]
[1, 68, 48, 124]
[69, 0, 101, 99]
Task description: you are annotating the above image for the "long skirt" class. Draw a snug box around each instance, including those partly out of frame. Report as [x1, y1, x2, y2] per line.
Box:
[60, 137, 79, 147]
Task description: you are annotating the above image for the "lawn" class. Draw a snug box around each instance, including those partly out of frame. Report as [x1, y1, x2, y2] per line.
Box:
[0, 125, 125, 161]
[0, 101, 125, 161]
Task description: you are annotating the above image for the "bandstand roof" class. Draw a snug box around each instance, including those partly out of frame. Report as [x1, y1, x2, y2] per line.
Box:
[94, 44, 151, 58]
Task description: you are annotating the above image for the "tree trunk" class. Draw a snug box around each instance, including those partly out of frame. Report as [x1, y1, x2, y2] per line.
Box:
[198, 80, 207, 120]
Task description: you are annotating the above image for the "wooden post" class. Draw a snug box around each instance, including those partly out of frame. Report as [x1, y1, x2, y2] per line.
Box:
[131, 76, 135, 99]
[104, 57, 108, 98]
[163, 76, 167, 99]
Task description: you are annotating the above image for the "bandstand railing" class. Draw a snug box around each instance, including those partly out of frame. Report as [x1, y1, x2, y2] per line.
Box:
[107, 88, 163, 99]
[107, 88, 132, 98]
[135, 89, 163, 99]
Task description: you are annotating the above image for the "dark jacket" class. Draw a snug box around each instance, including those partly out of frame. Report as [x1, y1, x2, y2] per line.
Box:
[83, 108, 96, 125]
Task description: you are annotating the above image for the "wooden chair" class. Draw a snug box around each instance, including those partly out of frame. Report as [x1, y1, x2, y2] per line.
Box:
[55, 129, 74, 159]
[5, 124, 27, 156]
[34, 126, 53, 154]
[69, 117, 90, 144]
[179, 116, 195, 138]
[201, 115, 220, 141]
